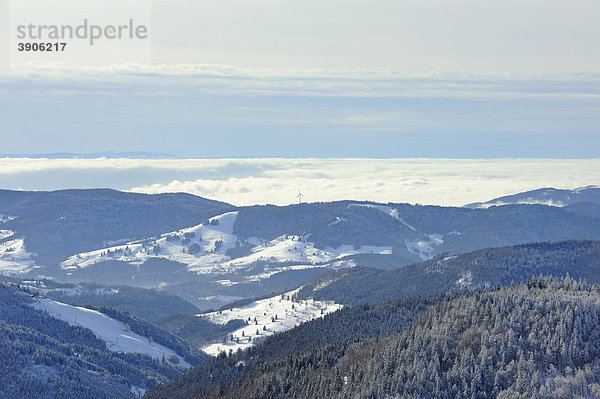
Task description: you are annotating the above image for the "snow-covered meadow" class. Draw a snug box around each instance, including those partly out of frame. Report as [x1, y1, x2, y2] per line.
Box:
[32, 298, 191, 368]
[61, 211, 392, 275]
[200, 288, 342, 356]
[0, 228, 36, 274]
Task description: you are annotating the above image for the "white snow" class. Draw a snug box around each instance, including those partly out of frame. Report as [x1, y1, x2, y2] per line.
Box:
[105, 238, 134, 246]
[405, 232, 459, 260]
[455, 270, 473, 288]
[216, 279, 238, 286]
[55, 287, 81, 296]
[200, 295, 246, 302]
[348, 203, 417, 231]
[0, 214, 15, 224]
[50, 286, 118, 296]
[199, 288, 342, 356]
[61, 212, 240, 273]
[62, 211, 391, 275]
[130, 386, 147, 398]
[405, 234, 442, 260]
[347, 204, 462, 261]
[0, 229, 36, 274]
[242, 263, 335, 283]
[221, 234, 392, 269]
[21, 284, 120, 298]
[327, 216, 347, 226]
[94, 287, 119, 295]
[474, 199, 566, 208]
[32, 298, 191, 368]
[326, 259, 357, 269]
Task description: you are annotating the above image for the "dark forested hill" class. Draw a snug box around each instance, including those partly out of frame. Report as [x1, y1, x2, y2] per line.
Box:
[0, 282, 190, 399]
[39, 282, 200, 322]
[565, 201, 600, 218]
[299, 240, 600, 305]
[2, 189, 600, 287]
[3, 189, 600, 317]
[234, 202, 600, 261]
[0, 189, 234, 264]
[193, 277, 600, 399]
[144, 294, 439, 399]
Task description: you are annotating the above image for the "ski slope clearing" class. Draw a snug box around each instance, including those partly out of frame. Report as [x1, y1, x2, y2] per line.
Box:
[199, 288, 343, 356]
[32, 298, 191, 368]
[0, 229, 36, 274]
[348, 203, 417, 231]
[61, 211, 392, 275]
[405, 232, 460, 260]
[349, 203, 461, 260]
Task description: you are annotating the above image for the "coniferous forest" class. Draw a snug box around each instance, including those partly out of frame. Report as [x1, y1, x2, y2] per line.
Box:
[0, 283, 188, 398]
[184, 277, 600, 399]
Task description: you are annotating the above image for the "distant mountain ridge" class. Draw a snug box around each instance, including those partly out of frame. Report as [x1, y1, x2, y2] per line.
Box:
[0, 189, 234, 264]
[465, 185, 600, 208]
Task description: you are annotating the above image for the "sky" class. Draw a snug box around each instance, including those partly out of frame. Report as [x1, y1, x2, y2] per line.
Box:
[0, 0, 598, 158]
[0, 1, 598, 203]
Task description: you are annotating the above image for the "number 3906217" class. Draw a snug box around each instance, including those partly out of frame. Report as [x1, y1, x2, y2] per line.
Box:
[17, 42, 67, 51]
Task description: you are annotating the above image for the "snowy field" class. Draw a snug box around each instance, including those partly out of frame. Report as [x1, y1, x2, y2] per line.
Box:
[32, 298, 190, 368]
[62, 212, 240, 273]
[222, 234, 391, 268]
[18, 281, 119, 298]
[200, 288, 343, 356]
[0, 228, 36, 274]
[61, 211, 392, 275]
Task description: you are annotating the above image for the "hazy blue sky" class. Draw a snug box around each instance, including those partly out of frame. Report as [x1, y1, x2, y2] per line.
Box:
[1, 0, 599, 158]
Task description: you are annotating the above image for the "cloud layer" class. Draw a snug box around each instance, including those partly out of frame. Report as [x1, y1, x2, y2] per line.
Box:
[0, 157, 598, 207]
[8, 0, 599, 73]
[2, 64, 599, 158]
[3, 1, 599, 159]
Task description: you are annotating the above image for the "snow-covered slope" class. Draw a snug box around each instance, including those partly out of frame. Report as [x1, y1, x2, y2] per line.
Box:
[0, 228, 36, 274]
[32, 298, 191, 368]
[465, 186, 600, 208]
[21, 281, 119, 298]
[348, 203, 459, 260]
[62, 211, 392, 274]
[62, 212, 240, 273]
[404, 232, 461, 260]
[200, 288, 342, 356]
[349, 203, 417, 231]
[223, 234, 391, 268]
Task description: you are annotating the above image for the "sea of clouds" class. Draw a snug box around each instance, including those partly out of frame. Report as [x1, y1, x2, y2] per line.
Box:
[0, 157, 598, 206]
